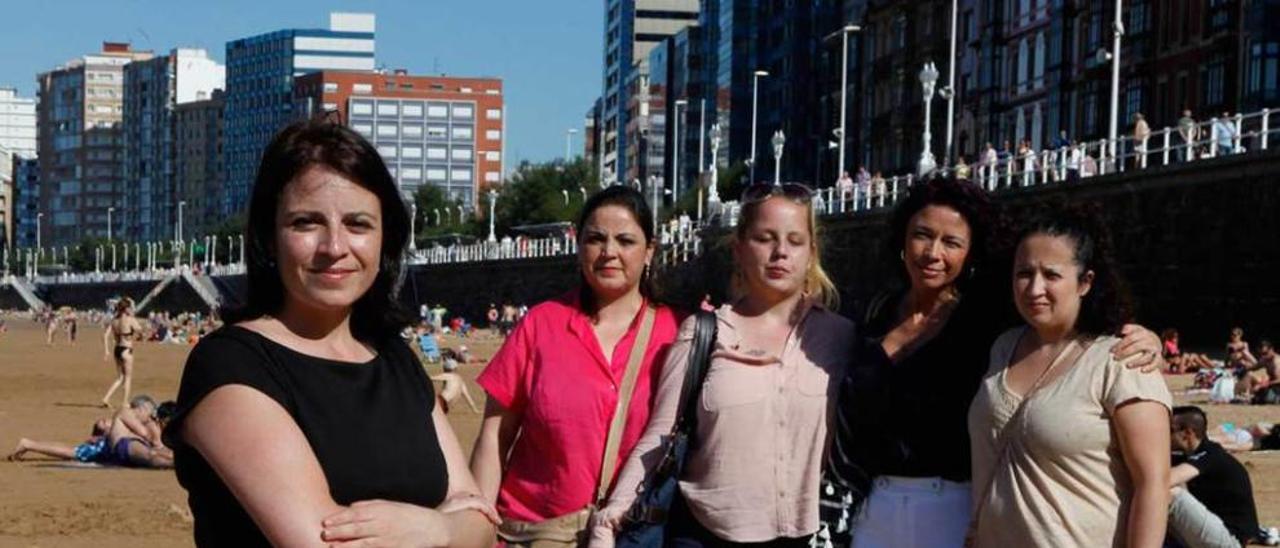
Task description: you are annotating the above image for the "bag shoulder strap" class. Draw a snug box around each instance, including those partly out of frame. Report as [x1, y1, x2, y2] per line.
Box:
[594, 306, 658, 505]
[672, 310, 718, 438]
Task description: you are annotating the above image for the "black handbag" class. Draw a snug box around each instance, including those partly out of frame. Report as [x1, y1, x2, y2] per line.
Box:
[614, 310, 717, 548]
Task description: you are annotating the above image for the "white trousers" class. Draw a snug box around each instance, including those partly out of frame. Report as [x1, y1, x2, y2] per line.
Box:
[850, 476, 971, 548]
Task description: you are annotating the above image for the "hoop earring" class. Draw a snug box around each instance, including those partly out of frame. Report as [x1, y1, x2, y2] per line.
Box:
[899, 250, 906, 262]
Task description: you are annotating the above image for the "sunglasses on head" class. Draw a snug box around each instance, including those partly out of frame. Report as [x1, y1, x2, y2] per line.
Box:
[741, 182, 814, 204]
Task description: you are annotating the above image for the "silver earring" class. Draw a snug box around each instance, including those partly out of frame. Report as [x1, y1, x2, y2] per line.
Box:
[899, 250, 906, 261]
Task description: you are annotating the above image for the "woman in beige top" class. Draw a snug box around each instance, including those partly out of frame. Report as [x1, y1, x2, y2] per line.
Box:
[590, 183, 854, 546]
[967, 206, 1171, 547]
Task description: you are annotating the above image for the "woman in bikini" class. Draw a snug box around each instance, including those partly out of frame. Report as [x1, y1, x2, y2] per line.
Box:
[101, 298, 142, 408]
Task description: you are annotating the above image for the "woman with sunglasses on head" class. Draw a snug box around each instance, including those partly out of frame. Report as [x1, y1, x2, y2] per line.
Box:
[825, 176, 1166, 548]
[163, 120, 493, 547]
[591, 182, 854, 547]
[470, 185, 681, 546]
[967, 204, 1170, 547]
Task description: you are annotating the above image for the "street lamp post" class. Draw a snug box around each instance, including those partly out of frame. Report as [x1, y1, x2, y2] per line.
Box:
[111, 243, 117, 271]
[409, 202, 417, 251]
[945, 0, 959, 164]
[107, 207, 115, 243]
[706, 123, 722, 218]
[238, 234, 244, 266]
[35, 213, 43, 253]
[750, 70, 769, 184]
[457, 206, 465, 227]
[772, 131, 786, 185]
[177, 201, 186, 245]
[579, 186, 587, 202]
[433, 208, 440, 226]
[918, 62, 940, 176]
[826, 24, 862, 177]
[487, 189, 498, 243]
[674, 99, 687, 204]
[648, 175, 663, 233]
[1107, 0, 1125, 162]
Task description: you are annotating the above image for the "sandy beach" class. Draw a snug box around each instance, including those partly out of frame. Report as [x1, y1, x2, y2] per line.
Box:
[2, 312, 1279, 547]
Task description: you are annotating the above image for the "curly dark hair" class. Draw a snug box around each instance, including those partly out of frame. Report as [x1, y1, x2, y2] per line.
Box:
[221, 119, 413, 342]
[888, 175, 999, 295]
[1014, 201, 1133, 337]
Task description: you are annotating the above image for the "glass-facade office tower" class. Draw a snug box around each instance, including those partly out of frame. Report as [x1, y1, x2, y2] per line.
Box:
[222, 12, 375, 217]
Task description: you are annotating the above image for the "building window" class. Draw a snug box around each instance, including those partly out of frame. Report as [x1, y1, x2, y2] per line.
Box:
[452, 126, 473, 139]
[428, 105, 448, 118]
[452, 105, 474, 119]
[403, 125, 423, 138]
[427, 147, 447, 160]
[353, 83, 373, 94]
[485, 171, 501, 182]
[427, 125, 448, 138]
[451, 169, 472, 182]
[402, 103, 423, 117]
[377, 145, 397, 158]
[323, 82, 339, 93]
[377, 124, 397, 137]
[486, 108, 502, 120]
[401, 167, 422, 180]
[485, 151, 500, 162]
[427, 168, 447, 181]
[377, 103, 398, 116]
[486, 129, 501, 141]
[403, 146, 423, 159]
[351, 102, 373, 116]
[353, 123, 373, 136]
[451, 148, 473, 161]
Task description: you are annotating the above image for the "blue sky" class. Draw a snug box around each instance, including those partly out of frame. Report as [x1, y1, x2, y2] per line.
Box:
[0, 0, 603, 166]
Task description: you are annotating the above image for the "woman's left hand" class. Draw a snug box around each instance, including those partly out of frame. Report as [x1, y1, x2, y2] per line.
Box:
[322, 500, 449, 548]
[1113, 324, 1166, 373]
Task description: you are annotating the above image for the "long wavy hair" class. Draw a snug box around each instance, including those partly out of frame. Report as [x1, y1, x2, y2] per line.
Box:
[221, 120, 413, 342]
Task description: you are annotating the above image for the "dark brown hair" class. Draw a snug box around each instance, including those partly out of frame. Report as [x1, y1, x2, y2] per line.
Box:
[221, 120, 412, 341]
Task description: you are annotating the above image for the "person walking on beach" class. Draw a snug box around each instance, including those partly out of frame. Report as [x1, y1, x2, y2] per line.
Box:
[471, 185, 681, 547]
[163, 120, 494, 547]
[101, 298, 143, 409]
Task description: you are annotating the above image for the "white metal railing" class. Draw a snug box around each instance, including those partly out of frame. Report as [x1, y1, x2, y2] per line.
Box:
[801, 105, 1278, 218]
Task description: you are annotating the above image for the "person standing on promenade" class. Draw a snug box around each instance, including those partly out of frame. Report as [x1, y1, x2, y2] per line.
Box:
[471, 185, 681, 547]
[163, 120, 494, 547]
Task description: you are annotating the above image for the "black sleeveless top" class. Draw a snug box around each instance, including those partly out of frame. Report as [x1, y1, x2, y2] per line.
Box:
[164, 325, 449, 547]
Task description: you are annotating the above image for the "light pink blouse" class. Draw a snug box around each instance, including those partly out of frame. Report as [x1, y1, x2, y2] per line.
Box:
[599, 303, 854, 543]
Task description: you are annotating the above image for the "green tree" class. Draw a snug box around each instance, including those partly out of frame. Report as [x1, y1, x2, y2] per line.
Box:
[485, 158, 598, 236]
[412, 184, 476, 246]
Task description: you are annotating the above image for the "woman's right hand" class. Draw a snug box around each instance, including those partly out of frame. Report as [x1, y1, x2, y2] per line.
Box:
[586, 507, 624, 548]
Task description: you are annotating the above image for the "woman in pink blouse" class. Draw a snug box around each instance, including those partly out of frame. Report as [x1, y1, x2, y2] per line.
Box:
[471, 185, 681, 546]
[591, 183, 855, 547]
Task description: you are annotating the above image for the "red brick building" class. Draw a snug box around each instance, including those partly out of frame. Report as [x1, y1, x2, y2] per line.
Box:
[294, 71, 504, 208]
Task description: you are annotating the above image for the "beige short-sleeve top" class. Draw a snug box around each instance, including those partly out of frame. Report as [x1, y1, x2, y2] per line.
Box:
[967, 327, 1172, 547]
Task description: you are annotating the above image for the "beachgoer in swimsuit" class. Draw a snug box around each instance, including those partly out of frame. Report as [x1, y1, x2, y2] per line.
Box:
[7, 417, 113, 463]
[101, 298, 143, 408]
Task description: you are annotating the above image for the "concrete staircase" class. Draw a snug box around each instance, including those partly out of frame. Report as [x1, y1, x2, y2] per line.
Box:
[179, 270, 222, 311]
[134, 275, 177, 313]
[3, 275, 47, 311]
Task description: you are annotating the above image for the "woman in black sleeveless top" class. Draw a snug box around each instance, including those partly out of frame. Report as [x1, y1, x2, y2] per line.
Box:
[163, 120, 494, 547]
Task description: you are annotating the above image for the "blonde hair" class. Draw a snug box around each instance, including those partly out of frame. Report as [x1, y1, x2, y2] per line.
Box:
[730, 196, 840, 310]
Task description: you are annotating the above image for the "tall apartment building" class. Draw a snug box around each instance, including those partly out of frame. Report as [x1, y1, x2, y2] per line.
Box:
[174, 90, 225, 238]
[1, 87, 39, 242]
[223, 12, 376, 217]
[122, 48, 225, 242]
[292, 71, 504, 207]
[36, 42, 154, 246]
[11, 157, 39, 248]
[601, 0, 700, 185]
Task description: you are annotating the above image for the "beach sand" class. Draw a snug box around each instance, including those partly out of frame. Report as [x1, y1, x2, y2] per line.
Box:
[1, 314, 1278, 546]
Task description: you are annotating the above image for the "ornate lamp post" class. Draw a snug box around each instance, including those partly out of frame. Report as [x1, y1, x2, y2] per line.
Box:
[771, 130, 786, 185]
[487, 189, 498, 243]
[918, 62, 940, 176]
